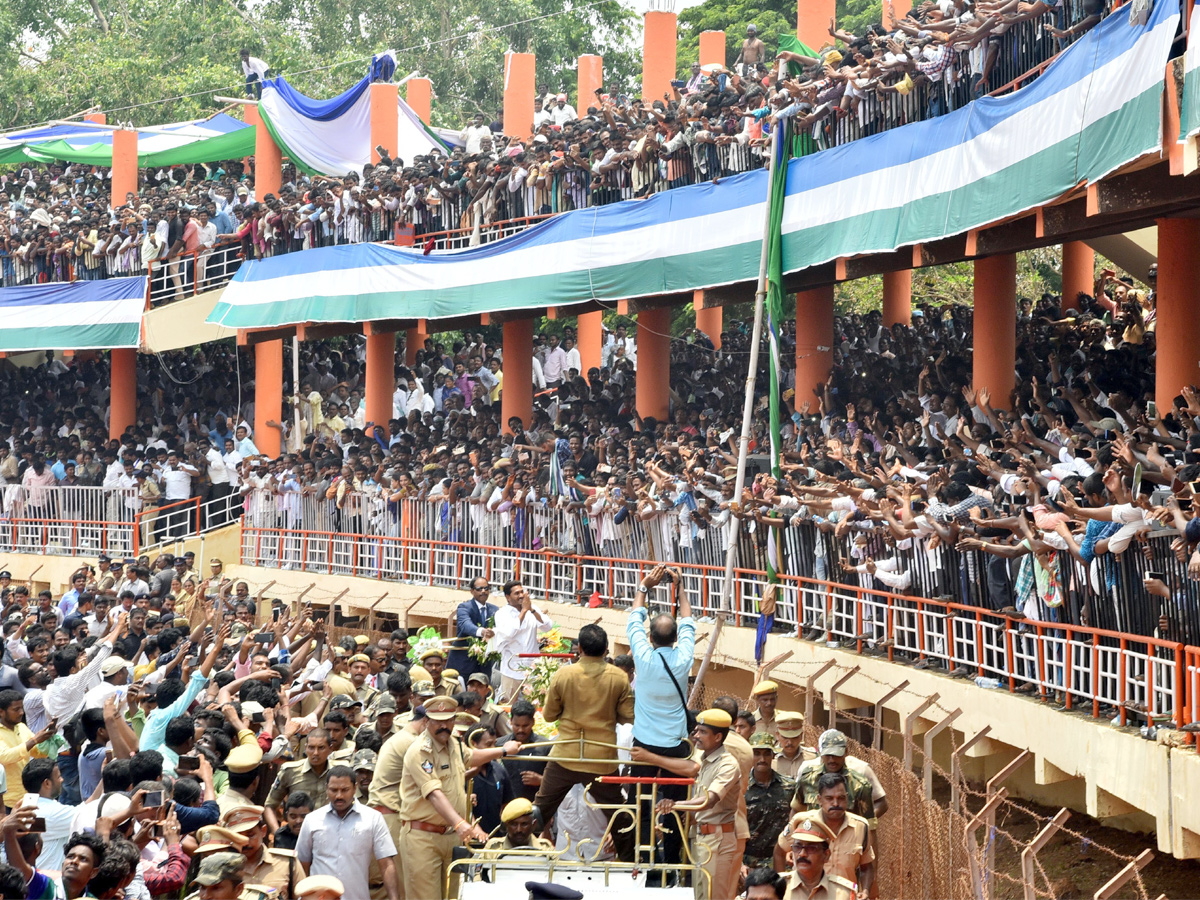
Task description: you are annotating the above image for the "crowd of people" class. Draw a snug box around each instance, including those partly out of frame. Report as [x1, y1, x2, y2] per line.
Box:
[0, 251, 1192, 657]
[0, 552, 888, 900]
[0, 0, 1103, 298]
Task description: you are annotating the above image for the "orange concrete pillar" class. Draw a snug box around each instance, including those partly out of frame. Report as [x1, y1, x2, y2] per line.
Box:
[501, 319, 534, 433]
[406, 78, 432, 124]
[693, 290, 722, 349]
[883, 0, 913, 23]
[370, 82, 399, 165]
[699, 31, 726, 67]
[798, 0, 835, 51]
[795, 287, 834, 403]
[636, 307, 671, 422]
[577, 55, 604, 113]
[404, 324, 428, 367]
[110, 130, 138, 208]
[1155, 218, 1200, 412]
[972, 254, 1017, 410]
[882, 270, 912, 327]
[1061, 241, 1094, 312]
[577, 310, 603, 375]
[503, 52, 536, 141]
[245, 104, 282, 200]
[365, 329, 397, 428]
[85, 113, 107, 125]
[642, 12, 678, 106]
[255, 340, 284, 458]
[109, 349, 137, 441]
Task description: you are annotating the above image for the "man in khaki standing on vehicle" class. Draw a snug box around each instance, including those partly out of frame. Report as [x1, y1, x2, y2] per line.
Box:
[397, 696, 519, 899]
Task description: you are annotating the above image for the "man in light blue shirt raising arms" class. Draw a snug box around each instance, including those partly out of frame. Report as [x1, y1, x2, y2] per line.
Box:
[139, 620, 229, 753]
[625, 563, 694, 873]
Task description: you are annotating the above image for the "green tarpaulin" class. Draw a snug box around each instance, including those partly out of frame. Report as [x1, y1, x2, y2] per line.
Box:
[1, 126, 257, 168]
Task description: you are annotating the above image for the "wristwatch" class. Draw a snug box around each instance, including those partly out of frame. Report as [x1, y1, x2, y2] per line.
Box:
[637, 585, 649, 594]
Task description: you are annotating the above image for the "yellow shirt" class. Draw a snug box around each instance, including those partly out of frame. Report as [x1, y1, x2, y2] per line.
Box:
[368, 723, 423, 811]
[0, 723, 37, 807]
[489, 371, 503, 404]
[690, 745, 741, 826]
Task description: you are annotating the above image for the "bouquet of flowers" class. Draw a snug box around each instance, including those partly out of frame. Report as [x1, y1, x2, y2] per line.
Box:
[525, 625, 572, 707]
[468, 616, 500, 665]
[406, 625, 444, 662]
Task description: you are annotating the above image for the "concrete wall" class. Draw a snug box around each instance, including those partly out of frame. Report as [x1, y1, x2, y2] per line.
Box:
[13, 533, 1197, 859]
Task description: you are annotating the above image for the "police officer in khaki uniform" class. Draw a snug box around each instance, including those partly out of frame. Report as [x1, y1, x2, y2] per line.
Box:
[295, 874, 345, 900]
[216, 743, 264, 818]
[397, 696, 520, 899]
[751, 681, 780, 737]
[367, 692, 435, 899]
[185, 852, 247, 900]
[480, 798, 555, 857]
[783, 820, 857, 900]
[776, 772, 874, 895]
[222, 805, 301, 899]
[773, 712, 814, 780]
[654, 708, 743, 900]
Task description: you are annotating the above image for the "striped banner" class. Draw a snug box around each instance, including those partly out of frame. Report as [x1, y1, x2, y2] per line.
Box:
[1182, 1, 1200, 140]
[208, 1, 1177, 331]
[0, 277, 147, 351]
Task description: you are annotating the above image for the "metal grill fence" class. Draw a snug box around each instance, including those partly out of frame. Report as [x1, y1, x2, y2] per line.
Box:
[238, 489, 1194, 728]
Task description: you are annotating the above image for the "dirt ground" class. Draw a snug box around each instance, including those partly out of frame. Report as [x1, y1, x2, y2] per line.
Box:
[954, 784, 1200, 899]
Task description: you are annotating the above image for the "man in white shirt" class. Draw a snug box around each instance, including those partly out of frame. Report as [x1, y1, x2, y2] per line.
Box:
[201, 438, 231, 528]
[563, 336, 582, 380]
[550, 94, 578, 126]
[240, 49, 271, 98]
[491, 580, 553, 702]
[541, 335, 570, 388]
[161, 450, 199, 537]
[461, 114, 492, 155]
[533, 98, 552, 131]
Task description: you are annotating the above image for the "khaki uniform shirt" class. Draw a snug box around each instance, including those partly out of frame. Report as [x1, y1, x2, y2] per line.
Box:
[367, 723, 423, 811]
[773, 748, 815, 781]
[398, 731, 469, 825]
[779, 810, 874, 885]
[754, 713, 778, 739]
[723, 730, 753, 840]
[266, 759, 332, 811]
[216, 787, 258, 818]
[543, 658, 634, 775]
[783, 872, 856, 900]
[843, 755, 886, 804]
[691, 745, 741, 827]
[243, 847, 299, 899]
[329, 740, 356, 764]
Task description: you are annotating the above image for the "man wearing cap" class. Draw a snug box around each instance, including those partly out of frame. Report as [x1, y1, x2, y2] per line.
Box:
[221, 740, 267, 817]
[189, 850, 247, 900]
[467, 673, 509, 736]
[774, 713, 813, 780]
[794, 730, 886, 826]
[417, 647, 448, 691]
[480, 798, 554, 857]
[222, 806, 300, 898]
[81, 655, 129, 711]
[751, 681, 780, 738]
[784, 820, 855, 900]
[654, 708, 742, 900]
[397, 695, 519, 899]
[352, 749, 378, 802]
[358, 694, 399, 741]
[265, 729, 334, 834]
[746, 732, 794, 871]
[367, 706, 429, 898]
[295, 874, 345, 900]
[778, 772, 874, 898]
[349, 653, 381, 707]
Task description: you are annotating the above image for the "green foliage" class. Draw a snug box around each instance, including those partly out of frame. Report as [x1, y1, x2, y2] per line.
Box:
[835, 0, 884, 41]
[2, 0, 641, 131]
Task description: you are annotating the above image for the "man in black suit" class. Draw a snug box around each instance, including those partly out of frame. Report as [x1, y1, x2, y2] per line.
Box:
[447, 576, 498, 683]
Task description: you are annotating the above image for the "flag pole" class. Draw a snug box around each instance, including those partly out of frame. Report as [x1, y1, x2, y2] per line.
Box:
[689, 124, 779, 704]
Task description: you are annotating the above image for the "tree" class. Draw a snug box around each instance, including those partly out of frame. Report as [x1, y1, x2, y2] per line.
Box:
[677, 0, 796, 75]
[0, 0, 641, 131]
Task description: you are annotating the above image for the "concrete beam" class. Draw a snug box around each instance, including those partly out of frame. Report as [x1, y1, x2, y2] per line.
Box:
[1035, 755, 1077, 786]
[1087, 781, 1141, 820]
